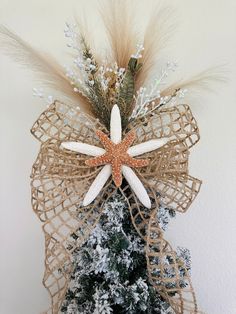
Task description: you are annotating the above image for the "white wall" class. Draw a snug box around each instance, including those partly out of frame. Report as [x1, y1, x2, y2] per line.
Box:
[0, 1, 236, 314]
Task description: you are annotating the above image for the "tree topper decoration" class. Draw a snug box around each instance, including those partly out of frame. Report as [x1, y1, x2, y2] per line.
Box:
[61, 104, 168, 208]
[0, 1, 219, 313]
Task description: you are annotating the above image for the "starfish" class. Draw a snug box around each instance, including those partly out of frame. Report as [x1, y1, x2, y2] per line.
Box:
[61, 105, 168, 208]
[85, 130, 149, 187]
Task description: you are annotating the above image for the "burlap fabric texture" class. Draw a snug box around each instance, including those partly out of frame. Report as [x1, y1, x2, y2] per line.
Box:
[31, 100, 202, 314]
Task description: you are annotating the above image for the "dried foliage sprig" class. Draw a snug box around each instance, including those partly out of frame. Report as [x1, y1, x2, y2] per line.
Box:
[136, 5, 176, 90]
[78, 36, 112, 128]
[161, 67, 227, 98]
[100, 0, 138, 69]
[117, 57, 143, 127]
[0, 25, 93, 115]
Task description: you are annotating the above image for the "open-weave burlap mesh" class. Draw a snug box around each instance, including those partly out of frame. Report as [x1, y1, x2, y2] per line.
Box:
[31, 101, 201, 313]
[127, 104, 200, 149]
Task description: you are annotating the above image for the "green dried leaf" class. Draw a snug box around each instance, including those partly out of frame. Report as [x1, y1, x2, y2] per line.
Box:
[117, 58, 142, 127]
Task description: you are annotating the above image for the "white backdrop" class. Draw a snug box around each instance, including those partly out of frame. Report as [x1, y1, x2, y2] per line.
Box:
[1, 1, 236, 314]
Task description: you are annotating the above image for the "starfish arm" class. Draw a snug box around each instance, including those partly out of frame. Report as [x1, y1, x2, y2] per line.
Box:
[83, 165, 112, 206]
[124, 156, 149, 168]
[96, 130, 114, 151]
[122, 166, 151, 209]
[85, 153, 111, 167]
[128, 138, 169, 157]
[110, 104, 122, 144]
[120, 131, 136, 150]
[61, 142, 105, 156]
[111, 159, 123, 187]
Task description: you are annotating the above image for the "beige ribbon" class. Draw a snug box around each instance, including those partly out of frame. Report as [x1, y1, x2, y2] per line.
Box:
[31, 100, 201, 313]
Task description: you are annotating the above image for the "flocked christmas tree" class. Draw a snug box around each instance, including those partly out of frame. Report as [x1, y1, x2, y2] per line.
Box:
[60, 194, 191, 314]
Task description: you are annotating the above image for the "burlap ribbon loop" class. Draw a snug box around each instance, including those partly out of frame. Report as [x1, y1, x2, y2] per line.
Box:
[31, 101, 201, 313]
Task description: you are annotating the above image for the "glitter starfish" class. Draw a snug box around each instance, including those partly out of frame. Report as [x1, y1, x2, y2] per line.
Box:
[61, 105, 169, 208]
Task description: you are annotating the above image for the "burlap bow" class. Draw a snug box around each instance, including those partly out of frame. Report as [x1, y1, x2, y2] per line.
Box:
[31, 100, 201, 314]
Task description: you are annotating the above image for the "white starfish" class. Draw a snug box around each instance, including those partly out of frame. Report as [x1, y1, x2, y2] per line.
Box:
[61, 105, 168, 208]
